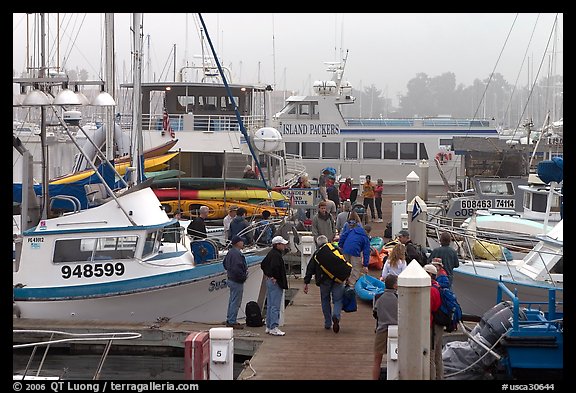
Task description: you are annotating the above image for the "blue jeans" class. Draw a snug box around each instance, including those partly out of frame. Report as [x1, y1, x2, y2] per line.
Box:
[226, 279, 244, 325]
[265, 278, 284, 329]
[319, 280, 345, 327]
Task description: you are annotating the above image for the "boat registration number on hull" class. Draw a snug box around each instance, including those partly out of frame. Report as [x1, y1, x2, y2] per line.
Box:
[460, 199, 515, 210]
[61, 263, 125, 279]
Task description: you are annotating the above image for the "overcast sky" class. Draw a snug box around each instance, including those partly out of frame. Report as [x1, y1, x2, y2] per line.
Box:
[13, 13, 562, 104]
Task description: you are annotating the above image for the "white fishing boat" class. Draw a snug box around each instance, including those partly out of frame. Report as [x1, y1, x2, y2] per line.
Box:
[430, 219, 563, 318]
[269, 57, 500, 195]
[13, 13, 267, 324]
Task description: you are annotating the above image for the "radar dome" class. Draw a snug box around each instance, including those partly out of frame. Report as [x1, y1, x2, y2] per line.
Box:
[253, 127, 283, 153]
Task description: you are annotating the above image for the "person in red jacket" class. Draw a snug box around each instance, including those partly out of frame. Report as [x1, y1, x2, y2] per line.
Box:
[339, 177, 353, 202]
[424, 264, 444, 380]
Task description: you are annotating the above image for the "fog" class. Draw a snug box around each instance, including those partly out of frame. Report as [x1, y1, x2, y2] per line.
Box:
[13, 13, 562, 105]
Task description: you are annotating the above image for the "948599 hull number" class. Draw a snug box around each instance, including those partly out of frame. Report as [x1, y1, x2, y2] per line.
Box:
[61, 263, 125, 279]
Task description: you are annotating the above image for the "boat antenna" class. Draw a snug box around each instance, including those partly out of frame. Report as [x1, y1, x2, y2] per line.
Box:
[198, 13, 269, 190]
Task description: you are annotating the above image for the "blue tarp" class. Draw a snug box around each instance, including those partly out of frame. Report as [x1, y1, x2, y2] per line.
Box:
[13, 161, 118, 211]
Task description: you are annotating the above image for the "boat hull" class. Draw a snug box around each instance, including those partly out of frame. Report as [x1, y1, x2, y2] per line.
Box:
[14, 263, 264, 323]
[452, 263, 563, 318]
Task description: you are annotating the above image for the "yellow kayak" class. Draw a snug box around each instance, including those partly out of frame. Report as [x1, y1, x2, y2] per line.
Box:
[161, 199, 289, 220]
[50, 152, 179, 185]
[153, 187, 286, 202]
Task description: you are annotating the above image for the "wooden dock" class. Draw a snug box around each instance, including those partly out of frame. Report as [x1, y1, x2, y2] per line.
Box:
[237, 276, 378, 380]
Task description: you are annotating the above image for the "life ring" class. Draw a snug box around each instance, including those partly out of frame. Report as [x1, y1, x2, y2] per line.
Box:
[435, 152, 453, 165]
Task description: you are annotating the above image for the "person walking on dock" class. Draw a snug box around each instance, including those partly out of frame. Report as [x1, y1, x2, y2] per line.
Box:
[312, 200, 336, 244]
[261, 236, 290, 336]
[338, 212, 371, 286]
[424, 264, 444, 380]
[374, 178, 384, 222]
[223, 236, 248, 329]
[303, 235, 347, 333]
[372, 274, 398, 380]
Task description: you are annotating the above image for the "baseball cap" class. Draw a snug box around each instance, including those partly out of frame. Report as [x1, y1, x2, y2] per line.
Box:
[271, 236, 289, 245]
[397, 230, 410, 237]
[423, 264, 437, 275]
[431, 258, 443, 266]
[231, 236, 244, 245]
[228, 205, 238, 211]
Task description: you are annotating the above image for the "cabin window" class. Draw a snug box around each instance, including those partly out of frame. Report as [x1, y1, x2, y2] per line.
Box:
[285, 142, 299, 156]
[383, 143, 398, 159]
[53, 236, 138, 263]
[178, 95, 195, 112]
[302, 142, 320, 159]
[322, 142, 340, 159]
[526, 192, 561, 213]
[363, 142, 381, 159]
[311, 103, 318, 115]
[439, 138, 453, 150]
[419, 143, 429, 159]
[479, 181, 515, 196]
[399, 143, 417, 160]
[345, 142, 358, 159]
[299, 103, 310, 116]
[142, 231, 161, 258]
[287, 105, 297, 115]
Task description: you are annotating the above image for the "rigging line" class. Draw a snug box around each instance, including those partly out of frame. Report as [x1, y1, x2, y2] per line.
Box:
[511, 14, 558, 138]
[471, 13, 518, 124]
[502, 14, 541, 140]
[198, 13, 269, 191]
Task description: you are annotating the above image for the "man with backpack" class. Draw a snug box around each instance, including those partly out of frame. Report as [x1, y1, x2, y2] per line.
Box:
[303, 235, 352, 334]
[397, 230, 427, 266]
[222, 236, 248, 329]
[424, 264, 444, 380]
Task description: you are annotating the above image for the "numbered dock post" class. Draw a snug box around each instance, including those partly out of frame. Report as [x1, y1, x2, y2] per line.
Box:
[209, 327, 234, 380]
[300, 235, 316, 277]
[387, 325, 399, 380]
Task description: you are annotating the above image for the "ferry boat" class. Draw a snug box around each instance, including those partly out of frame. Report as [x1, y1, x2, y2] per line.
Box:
[270, 60, 499, 195]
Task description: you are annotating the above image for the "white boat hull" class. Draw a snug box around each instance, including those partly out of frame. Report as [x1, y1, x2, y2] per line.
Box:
[15, 263, 264, 323]
[452, 263, 563, 318]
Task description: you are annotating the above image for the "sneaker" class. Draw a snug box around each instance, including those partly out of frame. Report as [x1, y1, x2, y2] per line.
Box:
[324, 325, 331, 330]
[268, 327, 286, 336]
[225, 322, 244, 329]
[332, 316, 340, 333]
[265, 327, 270, 334]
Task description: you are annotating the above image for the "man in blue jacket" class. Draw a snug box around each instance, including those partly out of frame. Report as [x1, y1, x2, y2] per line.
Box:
[223, 236, 248, 329]
[338, 213, 371, 286]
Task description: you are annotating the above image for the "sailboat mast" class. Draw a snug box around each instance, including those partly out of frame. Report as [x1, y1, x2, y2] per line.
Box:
[130, 13, 144, 184]
[104, 13, 116, 160]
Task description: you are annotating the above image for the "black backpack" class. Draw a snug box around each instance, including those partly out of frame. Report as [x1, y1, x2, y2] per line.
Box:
[245, 301, 264, 327]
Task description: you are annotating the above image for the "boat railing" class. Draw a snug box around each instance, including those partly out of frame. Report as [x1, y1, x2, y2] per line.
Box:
[118, 113, 266, 133]
[496, 281, 562, 331]
[343, 117, 494, 128]
[49, 195, 81, 213]
[424, 219, 559, 278]
[13, 330, 142, 380]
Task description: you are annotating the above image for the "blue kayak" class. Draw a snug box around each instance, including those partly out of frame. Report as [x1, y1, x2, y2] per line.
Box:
[354, 274, 385, 302]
